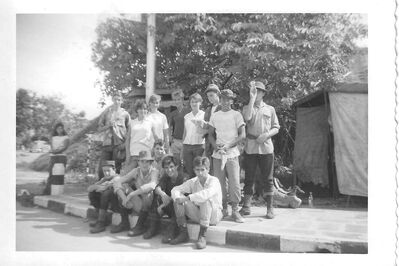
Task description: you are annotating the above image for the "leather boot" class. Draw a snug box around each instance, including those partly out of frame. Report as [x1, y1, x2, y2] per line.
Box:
[90, 209, 107, 233]
[111, 210, 130, 234]
[162, 221, 178, 244]
[143, 214, 160, 239]
[239, 195, 252, 216]
[89, 208, 100, 227]
[196, 226, 207, 249]
[231, 203, 245, 223]
[128, 211, 148, 237]
[169, 225, 189, 245]
[265, 195, 275, 219]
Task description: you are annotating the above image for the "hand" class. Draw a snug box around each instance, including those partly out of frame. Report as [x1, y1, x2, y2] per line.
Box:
[157, 206, 165, 216]
[256, 133, 269, 144]
[87, 185, 97, 192]
[175, 196, 189, 204]
[160, 193, 171, 205]
[249, 81, 257, 100]
[121, 195, 129, 207]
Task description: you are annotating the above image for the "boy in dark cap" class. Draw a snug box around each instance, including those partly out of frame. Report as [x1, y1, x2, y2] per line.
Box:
[87, 160, 120, 233]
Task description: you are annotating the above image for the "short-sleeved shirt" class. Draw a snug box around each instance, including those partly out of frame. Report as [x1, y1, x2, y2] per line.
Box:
[115, 166, 159, 192]
[147, 111, 169, 141]
[170, 107, 190, 140]
[209, 110, 245, 159]
[157, 171, 187, 196]
[183, 110, 206, 145]
[243, 101, 280, 154]
[98, 106, 130, 146]
[129, 118, 154, 156]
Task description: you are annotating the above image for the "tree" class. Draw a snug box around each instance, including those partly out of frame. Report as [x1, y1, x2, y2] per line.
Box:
[91, 13, 367, 165]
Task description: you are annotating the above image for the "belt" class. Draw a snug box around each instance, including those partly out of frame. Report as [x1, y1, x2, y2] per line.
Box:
[247, 133, 259, 140]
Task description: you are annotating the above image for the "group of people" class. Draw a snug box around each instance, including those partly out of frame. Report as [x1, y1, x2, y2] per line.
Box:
[87, 80, 280, 249]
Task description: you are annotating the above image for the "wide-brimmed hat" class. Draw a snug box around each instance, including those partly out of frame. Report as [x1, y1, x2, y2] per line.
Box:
[205, 84, 220, 94]
[220, 89, 236, 99]
[138, 150, 154, 161]
[102, 160, 115, 168]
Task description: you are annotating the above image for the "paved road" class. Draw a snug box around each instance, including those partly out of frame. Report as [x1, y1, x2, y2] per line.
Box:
[16, 202, 258, 252]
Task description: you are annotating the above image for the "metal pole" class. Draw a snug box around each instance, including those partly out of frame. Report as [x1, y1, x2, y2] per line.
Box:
[146, 14, 156, 102]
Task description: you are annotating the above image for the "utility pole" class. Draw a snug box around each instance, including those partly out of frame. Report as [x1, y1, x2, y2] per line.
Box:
[146, 14, 156, 102]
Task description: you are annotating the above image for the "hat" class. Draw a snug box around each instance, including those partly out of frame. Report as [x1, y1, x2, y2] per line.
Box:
[220, 89, 236, 99]
[205, 84, 220, 94]
[253, 81, 267, 92]
[102, 160, 115, 168]
[138, 150, 154, 161]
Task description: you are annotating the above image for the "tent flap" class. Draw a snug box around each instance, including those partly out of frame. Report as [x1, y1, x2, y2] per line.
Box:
[329, 93, 368, 196]
[293, 106, 329, 187]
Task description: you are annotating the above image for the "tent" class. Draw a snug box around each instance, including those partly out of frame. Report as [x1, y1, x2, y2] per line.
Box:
[292, 51, 368, 197]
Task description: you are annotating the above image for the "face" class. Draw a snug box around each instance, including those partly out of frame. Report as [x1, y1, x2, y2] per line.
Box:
[102, 166, 115, 177]
[153, 145, 165, 158]
[175, 95, 183, 106]
[255, 89, 265, 102]
[112, 96, 123, 107]
[149, 99, 160, 110]
[220, 96, 233, 110]
[164, 162, 178, 178]
[194, 165, 209, 179]
[56, 126, 64, 135]
[190, 98, 201, 111]
[138, 159, 152, 171]
[207, 91, 219, 105]
[137, 107, 147, 118]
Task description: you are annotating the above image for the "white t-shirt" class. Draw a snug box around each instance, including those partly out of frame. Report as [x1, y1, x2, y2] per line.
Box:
[183, 110, 205, 145]
[129, 118, 154, 156]
[147, 111, 169, 141]
[209, 109, 245, 159]
[51, 136, 68, 152]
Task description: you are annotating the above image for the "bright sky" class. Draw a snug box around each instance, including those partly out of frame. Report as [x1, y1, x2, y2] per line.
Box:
[17, 14, 115, 119]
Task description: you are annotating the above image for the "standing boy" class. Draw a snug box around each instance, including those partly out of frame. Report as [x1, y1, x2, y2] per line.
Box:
[170, 156, 222, 249]
[241, 81, 280, 219]
[208, 89, 246, 223]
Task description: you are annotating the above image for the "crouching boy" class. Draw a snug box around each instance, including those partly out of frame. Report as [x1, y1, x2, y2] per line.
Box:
[113, 150, 159, 237]
[87, 160, 120, 233]
[170, 156, 223, 249]
[143, 155, 188, 242]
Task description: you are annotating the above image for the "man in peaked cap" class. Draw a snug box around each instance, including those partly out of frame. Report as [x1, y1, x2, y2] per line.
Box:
[241, 80, 280, 219]
[113, 150, 160, 236]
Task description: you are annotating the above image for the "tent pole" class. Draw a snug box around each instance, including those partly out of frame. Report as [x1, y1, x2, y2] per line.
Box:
[323, 88, 338, 199]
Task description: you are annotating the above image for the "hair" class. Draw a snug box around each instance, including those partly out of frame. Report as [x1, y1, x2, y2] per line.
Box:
[133, 99, 148, 112]
[148, 94, 161, 103]
[52, 122, 67, 137]
[189, 92, 203, 103]
[193, 156, 210, 170]
[153, 139, 165, 148]
[161, 155, 178, 168]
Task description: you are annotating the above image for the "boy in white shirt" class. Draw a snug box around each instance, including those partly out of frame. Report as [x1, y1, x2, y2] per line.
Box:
[208, 89, 246, 223]
[170, 156, 222, 249]
[182, 93, 206, 178]
[147, 94, 170, 153]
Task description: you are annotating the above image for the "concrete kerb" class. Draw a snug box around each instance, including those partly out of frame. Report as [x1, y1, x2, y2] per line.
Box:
[32, 195, 368, 253]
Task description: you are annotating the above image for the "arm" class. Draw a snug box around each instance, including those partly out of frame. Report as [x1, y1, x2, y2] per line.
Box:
[207, 125, 217, 150]
[125, 123, 131, 163]
[188, 177, 221, 204]
[137, 168, 159, 194]
[256, 107, 280, 143]
[113, 168, 137, 194]
[242, 84, 257, 121]
[225, 125, 246, 150]
[171, 180, 192, 200]
[98, 109, 110, 132]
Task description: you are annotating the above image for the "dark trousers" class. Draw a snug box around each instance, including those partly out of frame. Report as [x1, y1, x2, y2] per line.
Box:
[148, 193, 175, 219]
[88, 187, 120, 212]
[243, 153, 274, 196]
[98, 146, 123, 179]
[183, 144, 204, 178]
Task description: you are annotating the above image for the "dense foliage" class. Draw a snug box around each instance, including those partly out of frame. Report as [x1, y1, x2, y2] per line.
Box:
[91, 13, 367, 165]
[16, 88, 89, 147]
